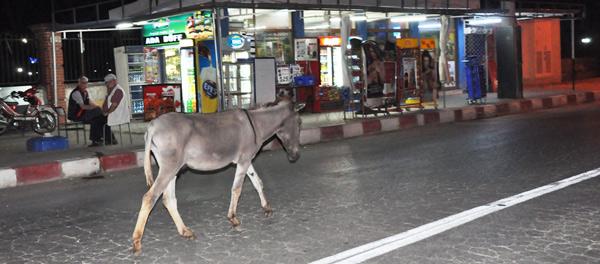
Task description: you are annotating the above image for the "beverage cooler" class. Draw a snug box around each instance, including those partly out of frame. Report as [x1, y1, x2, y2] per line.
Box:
[222, 58, 276, 110]
[223, 61, 254, 110]
[114, 46, 146, 119]
[318, 37, 344, 88]
[316, 37, 344, 112]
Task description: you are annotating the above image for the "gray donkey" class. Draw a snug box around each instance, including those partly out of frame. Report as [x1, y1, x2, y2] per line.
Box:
[132, 98, 304, 255]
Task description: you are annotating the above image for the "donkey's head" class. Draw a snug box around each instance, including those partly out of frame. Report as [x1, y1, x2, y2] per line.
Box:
[275, 100, 305, 162]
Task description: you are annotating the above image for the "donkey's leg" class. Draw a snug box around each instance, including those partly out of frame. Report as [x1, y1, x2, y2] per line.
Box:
[227, 162, 250, 227]
[162, 177, 195, 240]
[132, 164, 178, 255]
[246, 164, 273, 217]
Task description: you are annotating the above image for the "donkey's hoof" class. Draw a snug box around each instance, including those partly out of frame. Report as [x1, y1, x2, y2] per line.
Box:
[181, 227, 196, 240]
[132, 240, 142, 256]
[228, 216, 241, 227]
[263, 205, 273, 217]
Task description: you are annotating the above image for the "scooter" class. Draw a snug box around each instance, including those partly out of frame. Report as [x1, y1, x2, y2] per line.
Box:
[0, 87, 57, 135]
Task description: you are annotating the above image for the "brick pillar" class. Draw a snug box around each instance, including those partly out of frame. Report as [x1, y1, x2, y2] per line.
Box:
[29, 24, 66, 110]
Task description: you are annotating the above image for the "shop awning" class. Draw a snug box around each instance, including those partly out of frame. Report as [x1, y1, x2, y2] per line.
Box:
[53, 0, 494, 31]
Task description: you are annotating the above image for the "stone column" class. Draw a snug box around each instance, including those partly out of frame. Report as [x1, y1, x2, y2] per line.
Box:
[29, 24, 66, 110]
[496, 0, 523, 99]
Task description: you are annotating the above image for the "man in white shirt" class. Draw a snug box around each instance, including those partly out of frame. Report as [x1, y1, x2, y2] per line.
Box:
[102, 74, 129, 145]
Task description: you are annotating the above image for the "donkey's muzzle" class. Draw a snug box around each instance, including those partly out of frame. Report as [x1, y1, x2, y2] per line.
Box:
[288, 153, 300, 162]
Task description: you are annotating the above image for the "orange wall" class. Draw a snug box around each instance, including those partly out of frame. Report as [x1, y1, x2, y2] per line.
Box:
[519, 19, 562, 87]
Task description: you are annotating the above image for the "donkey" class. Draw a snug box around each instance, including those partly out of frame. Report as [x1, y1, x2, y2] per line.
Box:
[132, 98, 304, 255]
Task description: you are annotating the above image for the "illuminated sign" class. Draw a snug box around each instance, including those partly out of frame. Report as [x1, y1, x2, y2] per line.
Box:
[396, 38, 419, 49]
[420, 38, 436, 49]
[319, 37, 342, 47]
[227, 34, 245, 49]
[144, 33, 185, 46]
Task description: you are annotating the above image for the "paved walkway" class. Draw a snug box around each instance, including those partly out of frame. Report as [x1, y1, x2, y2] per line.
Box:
[0, 83, 597, 170]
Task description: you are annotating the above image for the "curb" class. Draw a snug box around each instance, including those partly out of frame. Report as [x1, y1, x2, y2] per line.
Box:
[1, 92, 599, 189]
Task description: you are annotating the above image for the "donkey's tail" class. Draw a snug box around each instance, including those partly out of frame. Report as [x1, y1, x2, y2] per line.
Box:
[144, 125, 154, 188]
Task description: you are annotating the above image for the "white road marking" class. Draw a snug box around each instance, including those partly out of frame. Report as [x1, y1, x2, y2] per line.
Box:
[310, 167, 600, 264]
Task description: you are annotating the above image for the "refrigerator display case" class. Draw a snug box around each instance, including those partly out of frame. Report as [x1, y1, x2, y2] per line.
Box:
[222, 61, 254, 110]
[319, 37, 344, 88]
[316, 37, 344, 112]
[180, 46, 198, 113]
[114, 46, 147, 119]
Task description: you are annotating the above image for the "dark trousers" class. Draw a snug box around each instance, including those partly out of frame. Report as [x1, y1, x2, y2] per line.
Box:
[75, 108, 112, 143]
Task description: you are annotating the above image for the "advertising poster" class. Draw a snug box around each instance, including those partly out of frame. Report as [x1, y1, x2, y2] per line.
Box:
[294, 38, 318, 61]
[363, 41, 385, 98]
[196, 40, 219, 113]
[143, 47, 160, 83]
[402, 58, 418, 91]
[143, 84, 182, 121]
[256, 31, 293, 64]
[180, 48, 197, 113]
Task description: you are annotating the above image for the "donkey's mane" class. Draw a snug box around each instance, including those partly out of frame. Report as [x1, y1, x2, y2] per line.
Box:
[252, 96, 293, 112]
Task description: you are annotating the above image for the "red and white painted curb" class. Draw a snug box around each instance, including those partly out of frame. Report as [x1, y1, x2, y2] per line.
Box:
[0, 151, 143, 189]
[1, 91, 599, 189]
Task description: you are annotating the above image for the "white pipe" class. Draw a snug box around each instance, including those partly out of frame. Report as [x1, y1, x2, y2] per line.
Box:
[57, 27, 140, 33]
[51, 32, 58, 106]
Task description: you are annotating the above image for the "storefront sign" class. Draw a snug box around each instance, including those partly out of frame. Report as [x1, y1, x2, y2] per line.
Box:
[396, 38, 419, 49]
[186, 11, 214, 41]
[420, 38, 436, 49]
[227, 34, 245, 50]
[144, 33, 185, 46]
[319, 37, 342, 47]
[143, 11, 213, 47]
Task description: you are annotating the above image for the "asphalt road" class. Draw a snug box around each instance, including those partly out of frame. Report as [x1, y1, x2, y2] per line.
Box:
[1, 103, 600, 264]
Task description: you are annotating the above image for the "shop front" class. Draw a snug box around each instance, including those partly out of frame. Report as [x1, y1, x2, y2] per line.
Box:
[142, 11, 218, 120]
[110, 6, 483, 118]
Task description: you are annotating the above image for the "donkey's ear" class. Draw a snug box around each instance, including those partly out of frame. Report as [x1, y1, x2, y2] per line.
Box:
[294, 103, 306, 112]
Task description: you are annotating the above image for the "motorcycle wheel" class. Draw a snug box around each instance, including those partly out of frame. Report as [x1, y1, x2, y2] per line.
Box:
[33, 110, 57, 135]
[0, 115, 8, 135]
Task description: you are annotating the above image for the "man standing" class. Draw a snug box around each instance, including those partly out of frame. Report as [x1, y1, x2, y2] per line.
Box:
[67, 76, 110, 147]
[102, 74, 130, 144]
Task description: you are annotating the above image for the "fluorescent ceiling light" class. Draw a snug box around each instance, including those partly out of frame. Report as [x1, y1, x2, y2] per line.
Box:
[133, 21, 148, 26]
[467, 17, 502, 26]
[116, 22, 134, 29]
[418, 22, 441, 30]
[390, 15, 427, 23]
[330, 17, 341, 23]
[306, 25, 330, 30]
[350, 16, 367, 21]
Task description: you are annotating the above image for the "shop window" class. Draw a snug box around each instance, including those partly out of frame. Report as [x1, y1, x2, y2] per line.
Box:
[255, 31, 293, 64]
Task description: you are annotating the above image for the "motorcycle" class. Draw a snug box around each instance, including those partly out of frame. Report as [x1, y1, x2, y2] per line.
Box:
[0, 87, 58, 135]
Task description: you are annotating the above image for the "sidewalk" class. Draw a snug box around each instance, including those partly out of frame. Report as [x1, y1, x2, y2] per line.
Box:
[1, 86, 599, 189]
